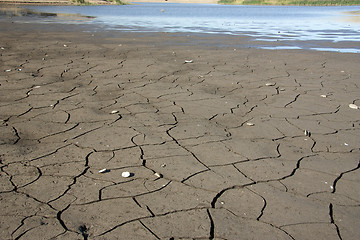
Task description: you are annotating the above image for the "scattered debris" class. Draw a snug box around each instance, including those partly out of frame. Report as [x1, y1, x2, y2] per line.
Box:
[304, 130, 311, 137]
[99, 168, 109, 173]
[184, 60, 193, 63]
[265, 82, 276, 86]
[349, 103, 359, 109]
[110, 110, 119, 114]
[246, 122, 255, 126]
[121, 171, 131, 178]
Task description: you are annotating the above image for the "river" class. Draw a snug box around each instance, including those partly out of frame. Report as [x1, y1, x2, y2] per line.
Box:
[2, 3, 360, 52]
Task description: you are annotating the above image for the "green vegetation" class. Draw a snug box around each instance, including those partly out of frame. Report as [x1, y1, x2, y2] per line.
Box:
[218, 0, 360, 5]
[73, 0, 91, 4]
[104, 0, 127, 5]
[73, 0, 127, 5]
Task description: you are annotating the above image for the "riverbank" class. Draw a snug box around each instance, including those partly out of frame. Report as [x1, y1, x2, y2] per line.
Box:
[218, 0, 360, 5]
[1, 0, 360, 5]
[0, 0, 125, 5]
[1, 20, 360, 239]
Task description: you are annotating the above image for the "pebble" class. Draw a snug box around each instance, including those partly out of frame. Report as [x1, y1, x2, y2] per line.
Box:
[98, 168, 108, 173]
[349, 103, 359, 109]
[320, 94, 327, 98]
[265, 82, 276, 86]
[154, 172, 162, 178]
[5, 69, 11, 72]
[184, 60, 193, 63]
[111, 110, 119, 114]
[246, 122, 255, 126]
[121, 171, 131, 178]
[304, 130, 311, 137]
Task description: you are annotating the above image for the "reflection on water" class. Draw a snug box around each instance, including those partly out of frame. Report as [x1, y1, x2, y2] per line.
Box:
[342, 10, 360, 23]
[0, 6, 95, 21]
[0, 3, 359, 53]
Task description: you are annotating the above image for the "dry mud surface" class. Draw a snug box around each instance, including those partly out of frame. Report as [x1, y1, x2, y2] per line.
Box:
[0, 23, 360, 239]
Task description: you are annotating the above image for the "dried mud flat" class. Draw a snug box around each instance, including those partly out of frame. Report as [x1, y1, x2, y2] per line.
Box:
[0, 24, 360, 240]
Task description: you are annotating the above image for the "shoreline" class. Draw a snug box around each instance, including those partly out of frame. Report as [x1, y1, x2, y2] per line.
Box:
[1, 0, 360, 5]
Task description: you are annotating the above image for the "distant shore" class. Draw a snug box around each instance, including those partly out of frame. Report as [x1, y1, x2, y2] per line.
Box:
[1, 0, 360, 5]
[0, 0, 219, 5]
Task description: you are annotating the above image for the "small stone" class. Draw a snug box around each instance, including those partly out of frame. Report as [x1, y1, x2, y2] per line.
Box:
[111, 110, 119, 114]
[154, 172, 162, 178]
[121, 171, 131, 178]
[320, 94, 327, 98]
[265, 82, 276, 86]
[0, 47, 4, 50]
[5, 69, 11, 72]
[349, 104, 359, 109]
[98, 168, 109, 173]
[161, 163, 166, 168]
[33, 86, 41, 89]
[304, 130, 311, 137]
[184, 60, 193, 63]
[246, 122, 255, 126]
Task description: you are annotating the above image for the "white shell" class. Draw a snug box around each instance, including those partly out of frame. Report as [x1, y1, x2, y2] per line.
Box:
[349, 104, 359, 109]
[121, 171, 131, 178]
[99, 168, 108, 173]
[265, 82, 276, 86]
[246, 122, 255, 126]
[111, 110, 119, 114]
[154, 172, 162, 178]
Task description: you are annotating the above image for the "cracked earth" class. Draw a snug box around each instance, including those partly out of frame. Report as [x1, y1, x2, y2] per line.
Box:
[1, 29, 359, 239]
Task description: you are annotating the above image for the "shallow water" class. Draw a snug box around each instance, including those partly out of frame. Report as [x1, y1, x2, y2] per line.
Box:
[1, 3, 360, 52]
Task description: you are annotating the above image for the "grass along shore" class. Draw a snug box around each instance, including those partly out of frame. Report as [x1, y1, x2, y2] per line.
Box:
[218, 0, 360, 5]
